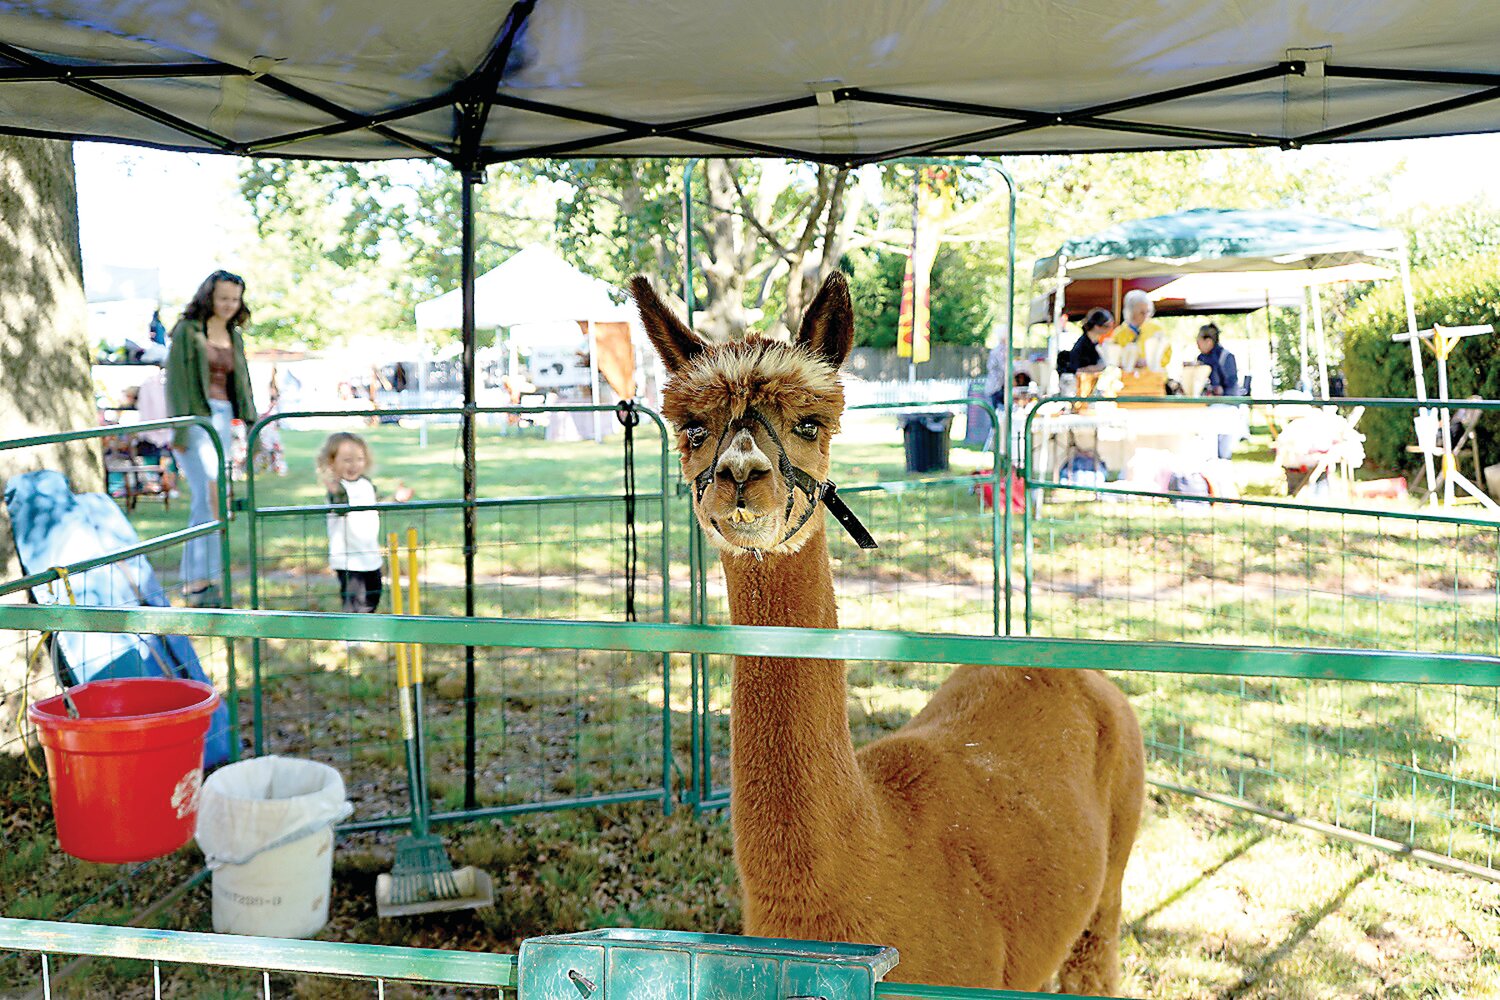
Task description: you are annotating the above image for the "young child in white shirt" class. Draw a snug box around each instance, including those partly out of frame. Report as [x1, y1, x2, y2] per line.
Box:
[316, 432, 410, 612]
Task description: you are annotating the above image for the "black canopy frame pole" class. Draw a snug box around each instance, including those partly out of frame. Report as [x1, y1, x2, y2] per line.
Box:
[458, 162, 481, 812]
[448, 0, 538, 811]
[3, 49, 1500, 158]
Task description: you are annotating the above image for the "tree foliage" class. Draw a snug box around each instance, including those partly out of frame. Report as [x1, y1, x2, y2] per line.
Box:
[1401, 199, 1500, 270]
[236, 160, 554, 346]
[843, 246, 997, 349]
[235, 145, 1500, 386]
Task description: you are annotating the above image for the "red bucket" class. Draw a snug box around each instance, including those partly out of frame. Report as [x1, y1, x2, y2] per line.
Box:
[28, 678, 220, 863]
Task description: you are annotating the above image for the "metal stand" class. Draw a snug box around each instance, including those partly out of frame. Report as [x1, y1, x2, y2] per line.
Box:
[1392, 323, 1498, 510]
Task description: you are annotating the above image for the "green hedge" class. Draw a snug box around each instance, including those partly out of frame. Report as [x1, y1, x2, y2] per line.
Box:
[1342, 255, 1500, 474]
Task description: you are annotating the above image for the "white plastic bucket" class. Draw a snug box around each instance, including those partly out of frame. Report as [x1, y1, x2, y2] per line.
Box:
[196, 756, 352, 938]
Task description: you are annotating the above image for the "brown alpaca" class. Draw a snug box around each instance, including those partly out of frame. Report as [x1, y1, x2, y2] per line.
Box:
[631, 273, 1145, 993]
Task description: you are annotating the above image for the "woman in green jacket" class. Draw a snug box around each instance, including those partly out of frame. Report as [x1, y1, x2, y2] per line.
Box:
[164, 270, 258, 606]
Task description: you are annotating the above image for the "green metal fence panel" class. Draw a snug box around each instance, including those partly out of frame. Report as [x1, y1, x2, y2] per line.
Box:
[14, 589, 1496, 876]
[1020, 395, 1500, 874]
[8, 607, 1499, 684]
[240, 406, 678, 828]
[0, 915, 517, 996]
[519, 928, 897, 1000]
[0, 916, 1122, 999]
[0, 602, 1494, 991]
[5, 397, 1500, 978]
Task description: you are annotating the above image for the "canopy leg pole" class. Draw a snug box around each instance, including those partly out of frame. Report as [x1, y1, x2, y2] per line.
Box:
[1400, 249, 1437, 505]
[1298, 296, 1309, 394]
[419, 335, 429, 450]
[1264, 290, 1274, 392]
[589, 319, 603, 442]
[1310, 282, 1331, 401]
[1050, 256, 1068, 395]
[997, 164, 1017, 638]
[460, 165, 481, 811]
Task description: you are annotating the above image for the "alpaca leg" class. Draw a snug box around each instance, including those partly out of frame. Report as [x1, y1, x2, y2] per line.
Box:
[1056, 879, 1122, 996]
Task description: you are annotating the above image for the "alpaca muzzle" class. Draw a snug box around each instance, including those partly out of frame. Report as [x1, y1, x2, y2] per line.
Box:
[691, 406, 877, 551]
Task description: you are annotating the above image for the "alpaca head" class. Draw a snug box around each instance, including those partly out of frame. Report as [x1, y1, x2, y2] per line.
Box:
[632, 273, 855, 556]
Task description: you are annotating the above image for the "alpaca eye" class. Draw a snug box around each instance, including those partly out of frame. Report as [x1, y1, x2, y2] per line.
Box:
[684, 423, 708, 448]
[793, 419, 820, 441]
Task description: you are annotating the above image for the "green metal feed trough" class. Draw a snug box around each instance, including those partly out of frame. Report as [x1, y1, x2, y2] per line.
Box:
[520, 929, 899, 1000]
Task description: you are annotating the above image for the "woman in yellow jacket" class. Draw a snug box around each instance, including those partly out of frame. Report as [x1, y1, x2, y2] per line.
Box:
[1114, 289, 1171, 373]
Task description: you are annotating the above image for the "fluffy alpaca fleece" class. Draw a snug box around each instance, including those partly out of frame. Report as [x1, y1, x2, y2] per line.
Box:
[662, 337, 845, 442]
[632, 272, 1146, 992]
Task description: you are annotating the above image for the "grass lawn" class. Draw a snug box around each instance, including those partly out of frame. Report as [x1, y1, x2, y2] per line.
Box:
[3, 410, 1498, 997]
[3, 777, 1495, 999]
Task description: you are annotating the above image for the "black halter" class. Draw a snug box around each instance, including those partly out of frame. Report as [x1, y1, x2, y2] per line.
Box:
[691, 405, 878, 551]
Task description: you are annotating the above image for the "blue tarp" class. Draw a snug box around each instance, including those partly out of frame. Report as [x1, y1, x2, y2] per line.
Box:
[5, 470, 232, 767]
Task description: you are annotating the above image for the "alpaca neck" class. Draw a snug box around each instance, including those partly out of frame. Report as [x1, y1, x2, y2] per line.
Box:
[722, 523, 873, 905]
[723, 523, 840, 630]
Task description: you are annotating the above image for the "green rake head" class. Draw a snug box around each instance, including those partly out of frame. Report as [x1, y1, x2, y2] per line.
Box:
[376, 835, 495, 917]
[389, 834, 460, 904]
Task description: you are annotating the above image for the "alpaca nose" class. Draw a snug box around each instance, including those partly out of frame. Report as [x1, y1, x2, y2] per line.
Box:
[715, 428, 772, 486]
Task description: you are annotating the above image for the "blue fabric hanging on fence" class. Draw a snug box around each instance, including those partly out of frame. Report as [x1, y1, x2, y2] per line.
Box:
[4, 470, 231, 766]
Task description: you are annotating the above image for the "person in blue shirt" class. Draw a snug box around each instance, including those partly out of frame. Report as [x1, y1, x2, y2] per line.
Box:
[1194, 323, 1245, 459]
[149, 309, 168, 345]
[1195, 323, 1241, 396]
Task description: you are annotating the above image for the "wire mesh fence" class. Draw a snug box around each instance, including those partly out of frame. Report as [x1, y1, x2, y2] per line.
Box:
[1020, 395, 1500, 873]
[4, 395, 1500, 964]
[243, 407, 676, 828]
[1, 597, 1499, 996]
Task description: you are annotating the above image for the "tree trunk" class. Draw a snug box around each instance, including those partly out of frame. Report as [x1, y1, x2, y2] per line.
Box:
[694, 158, 753, 342]
[0, 136, 98, 733]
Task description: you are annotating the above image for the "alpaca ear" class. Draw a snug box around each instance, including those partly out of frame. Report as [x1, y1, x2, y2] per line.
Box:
[796, 271, 855, 370]
[630, 276, 705, 375]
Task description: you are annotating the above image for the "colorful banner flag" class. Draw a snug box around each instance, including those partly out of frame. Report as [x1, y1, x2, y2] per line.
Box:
[897, 254, 916, 359]
[896, 168, 948, 365]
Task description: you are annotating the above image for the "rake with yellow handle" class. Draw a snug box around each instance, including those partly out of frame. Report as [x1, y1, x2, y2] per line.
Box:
[375, 528, 493, 917]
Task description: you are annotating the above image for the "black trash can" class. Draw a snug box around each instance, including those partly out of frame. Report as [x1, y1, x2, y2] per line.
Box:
[898, 411, 954, 473]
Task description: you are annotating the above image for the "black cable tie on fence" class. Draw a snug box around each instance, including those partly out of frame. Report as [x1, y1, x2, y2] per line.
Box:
[617, 399, 640, 622]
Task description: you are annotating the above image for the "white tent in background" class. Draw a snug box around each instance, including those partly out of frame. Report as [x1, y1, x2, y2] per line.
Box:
[414, 245, 633, 331]
[414, 246, 637, 441]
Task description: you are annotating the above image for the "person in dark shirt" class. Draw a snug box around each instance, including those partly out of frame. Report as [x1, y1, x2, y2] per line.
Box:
[1194, 323, 1241, 396]
[1057, 307, 1115, 374]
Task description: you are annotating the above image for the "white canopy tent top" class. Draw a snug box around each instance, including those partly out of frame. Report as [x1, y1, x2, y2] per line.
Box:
[413, 245, 632, 331]
[1, 4, 1499, 164]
